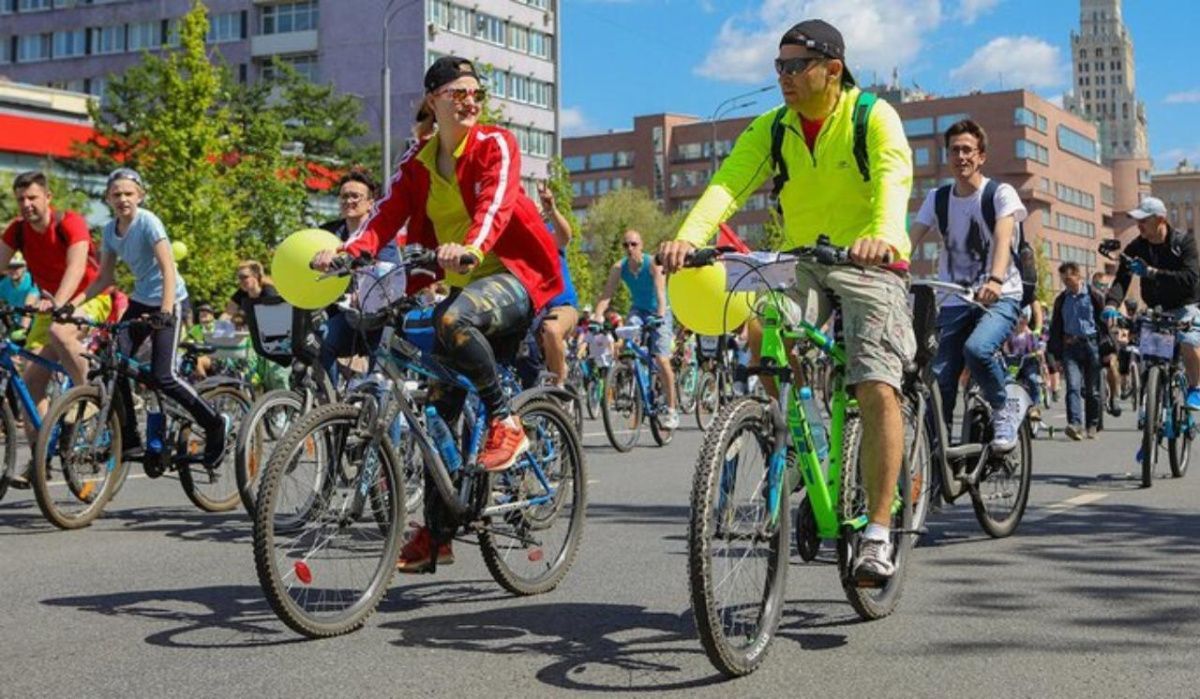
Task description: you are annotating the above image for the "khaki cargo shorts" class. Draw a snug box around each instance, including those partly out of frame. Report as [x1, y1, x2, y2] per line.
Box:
[758, 261, 916, 391]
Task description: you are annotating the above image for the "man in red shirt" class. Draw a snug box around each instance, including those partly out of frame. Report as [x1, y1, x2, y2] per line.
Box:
[1, 171, 109, 483]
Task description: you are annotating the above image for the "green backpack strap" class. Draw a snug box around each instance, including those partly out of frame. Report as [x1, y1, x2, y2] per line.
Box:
[851, 90, 877, 182]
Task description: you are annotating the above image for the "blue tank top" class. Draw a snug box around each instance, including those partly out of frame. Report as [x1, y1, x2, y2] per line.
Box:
[547, 248, 578, 309]
[621, 253, 659, 314]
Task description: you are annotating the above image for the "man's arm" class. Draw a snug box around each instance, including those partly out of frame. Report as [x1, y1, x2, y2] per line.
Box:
[592, 263, 622, 320]
[548, 206, 572, 249]
[55, 241, 90, 308]
[1143, 231, 1200, 301]
[864, 101, 915, 260]
[652, 262, 667, 318]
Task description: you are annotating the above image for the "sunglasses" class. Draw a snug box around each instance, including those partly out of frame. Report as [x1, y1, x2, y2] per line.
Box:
[435, 87, 487, 103]
[238, 274, 254, 281]
[774, 56, 824, 76]
[622, 241, 640, 248]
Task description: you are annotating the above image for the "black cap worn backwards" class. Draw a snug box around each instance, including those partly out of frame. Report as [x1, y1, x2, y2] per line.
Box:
[423, 56, 479, 93]
[779, 19, 856, 86]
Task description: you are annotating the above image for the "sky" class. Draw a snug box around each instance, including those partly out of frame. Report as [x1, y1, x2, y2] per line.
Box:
[560, 0, 1200, 170]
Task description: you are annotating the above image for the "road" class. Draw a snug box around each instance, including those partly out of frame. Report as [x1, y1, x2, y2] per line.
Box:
[1, 403, 1198, 698]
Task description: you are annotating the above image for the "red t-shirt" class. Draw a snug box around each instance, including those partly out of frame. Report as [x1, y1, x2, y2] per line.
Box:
[801, 117, 824, 152]
[2, 208, 100, 298]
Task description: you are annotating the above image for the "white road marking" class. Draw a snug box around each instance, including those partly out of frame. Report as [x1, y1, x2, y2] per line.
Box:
[1041, 491, 1109, 515]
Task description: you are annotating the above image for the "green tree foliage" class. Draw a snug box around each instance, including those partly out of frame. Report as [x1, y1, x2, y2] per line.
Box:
[1032, 232, 1055, 307]
[581, 187, 682, 310]
[269, 58, 380, 171]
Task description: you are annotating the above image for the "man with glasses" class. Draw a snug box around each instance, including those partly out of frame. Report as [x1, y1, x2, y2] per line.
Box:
[659, 19, 913, 580]
[593, 229, 679, 429]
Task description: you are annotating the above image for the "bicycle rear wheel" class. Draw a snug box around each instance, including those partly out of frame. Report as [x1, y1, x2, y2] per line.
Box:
[695, 370, 719, 431]
[585, 373, 603, 420]
[837, 410, 912, 620]
[178, 384, 252, 513]
[32, 386, 127, 530]
[688, 398, 789, 677]
[1168, 371, 1192, 479]
[253, 402, 404, 638]
[601, 359, 641, 451]
[903, 391, 932, 536]
[479, 397, 586, 595]
[676, 364, 698, 414]
[649, 370, 675, 446]
[0, 397, 17, 504]
[1141, 367, 1166, 488]
[971, 420, 1032, 538]
[236, 389, 304, 516]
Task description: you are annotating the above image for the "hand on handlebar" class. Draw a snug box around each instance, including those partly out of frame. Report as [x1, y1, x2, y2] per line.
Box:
[51, 302, 75, 322]
[436, 243, 479, 276]
[310, 248, 342, 272]
[1129, 258, 1151, 277]
[976, 279, 1002, 306]
[657, 240, 696, 274]
[848, 238, 895, 267]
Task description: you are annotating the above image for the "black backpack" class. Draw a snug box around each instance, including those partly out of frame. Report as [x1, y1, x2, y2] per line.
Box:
[934, 179, 1038, 308]
[769, 90, 877, 206]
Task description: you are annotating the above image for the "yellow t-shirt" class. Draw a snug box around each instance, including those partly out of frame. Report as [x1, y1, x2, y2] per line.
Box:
[417, 135, 506, 288]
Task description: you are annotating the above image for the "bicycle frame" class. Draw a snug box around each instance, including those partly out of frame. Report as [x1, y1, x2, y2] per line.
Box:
[0, 339, 70, 431]
[615, 327, 661, 417]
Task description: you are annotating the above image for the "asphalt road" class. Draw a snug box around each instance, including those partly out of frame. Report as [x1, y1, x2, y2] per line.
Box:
[1, 399, 1197, 698]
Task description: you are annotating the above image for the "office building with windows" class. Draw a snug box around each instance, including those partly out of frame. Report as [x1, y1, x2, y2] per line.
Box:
[0, 0, 561, 183]
[1152, 161, 1200, 236]
[564, 89, 1113, 286]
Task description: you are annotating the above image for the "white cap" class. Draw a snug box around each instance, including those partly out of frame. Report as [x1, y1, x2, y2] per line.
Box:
[1127, 196, 1167, 220]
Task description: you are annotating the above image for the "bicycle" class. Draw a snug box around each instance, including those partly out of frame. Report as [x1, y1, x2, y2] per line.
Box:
[1006, 352, 1051, 439]
[31, 315, 251, 529]
[681, 239, 921, 677]
[252, 246, 587, 638]
[673, 330, 700, 414]
[693, 333, 736, 431]
[600, 315, 676, 451]
[909, 280, 1034, 538]
[579, 322, 609, 420]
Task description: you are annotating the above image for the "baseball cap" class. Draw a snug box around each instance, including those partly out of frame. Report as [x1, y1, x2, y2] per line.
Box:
[423, 56, 478, 94]
[106, 167, 145, 191]
[8, 252, 25, 268]
[779, 19, 856, 86]
[1127, 196, 1167, 220]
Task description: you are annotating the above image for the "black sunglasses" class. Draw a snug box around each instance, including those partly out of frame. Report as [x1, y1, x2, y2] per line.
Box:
[774, 56, 824, 76]
[623, 241, 640, 248]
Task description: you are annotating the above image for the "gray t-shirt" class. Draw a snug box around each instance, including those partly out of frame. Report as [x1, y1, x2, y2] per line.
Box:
[103, 208, 188, 306]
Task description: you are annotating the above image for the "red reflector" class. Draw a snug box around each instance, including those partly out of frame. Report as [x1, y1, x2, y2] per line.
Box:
[527, 549, 544, 562]
[294, 561, 313, 584]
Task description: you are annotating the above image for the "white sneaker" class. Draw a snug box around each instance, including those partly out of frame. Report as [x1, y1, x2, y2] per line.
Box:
[852, 537, 895, 580]
[660, 408, 679, 431]
[990, 385, 1029, 453]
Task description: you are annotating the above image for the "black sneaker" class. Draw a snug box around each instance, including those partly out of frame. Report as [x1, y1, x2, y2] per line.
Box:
[202, 415, 232, 468]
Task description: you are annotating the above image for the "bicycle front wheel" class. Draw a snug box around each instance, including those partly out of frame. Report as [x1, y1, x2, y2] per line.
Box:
[971, 420, 1032, 538]
[32, 386, 127, 530]
[676, 365, 698, 414]
[253, 402, 404, 638]
[649, 370, 675, 447]
[601, 359, 641, 452]
[236, 389, 304, 516]
[694, 370, 719, 431]
[0, 396, 17, 504]
[1141, 367, 1166, 488]
[178, 384, 252, 513]
[688, 398, 789, 678]
[1168, 371, 1192, 479]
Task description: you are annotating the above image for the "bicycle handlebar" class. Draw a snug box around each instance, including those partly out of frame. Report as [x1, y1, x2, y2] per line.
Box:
[313, 245, 478, 279]
[657, 235, 892, 269]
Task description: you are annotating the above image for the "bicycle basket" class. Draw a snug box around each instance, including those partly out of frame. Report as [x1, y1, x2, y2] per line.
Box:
[247, 295, 297, 365]
[721, 252, 798, 292]
[696, 334, 722, 360]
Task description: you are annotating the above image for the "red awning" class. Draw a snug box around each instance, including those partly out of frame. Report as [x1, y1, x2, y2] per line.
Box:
[0, 113, 94, 159]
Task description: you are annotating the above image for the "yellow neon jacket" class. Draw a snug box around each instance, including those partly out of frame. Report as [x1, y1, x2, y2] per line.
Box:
[675, 87, 914, 261]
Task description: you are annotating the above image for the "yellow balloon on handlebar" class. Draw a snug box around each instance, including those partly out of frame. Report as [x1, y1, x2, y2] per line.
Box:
[272, 229, 350, 310]
[668, 263, 753, 335]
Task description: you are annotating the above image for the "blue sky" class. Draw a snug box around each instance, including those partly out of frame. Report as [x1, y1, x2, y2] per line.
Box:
[560, 0, 1200, 170]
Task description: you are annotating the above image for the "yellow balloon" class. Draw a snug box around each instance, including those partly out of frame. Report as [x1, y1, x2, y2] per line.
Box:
[668, 263, 753, 335]
[272, 229, 351, 310]
[171, 240, 188, 261]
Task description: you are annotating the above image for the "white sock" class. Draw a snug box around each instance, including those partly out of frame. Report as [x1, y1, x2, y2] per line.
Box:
[864, 523, 890, 542]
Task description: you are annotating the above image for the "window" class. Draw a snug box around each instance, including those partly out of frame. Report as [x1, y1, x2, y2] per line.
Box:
[208, 12, 243, 43]
[508, 25, 528, 53]
[590, 152, 614, 169]
[128, 20, 161, 51]
[488, 68, 507, 97]
[1055, 182, 1095, 210]
[563, 155, 586, 172]
[90, 25, 125, 55]
[18, 0, 50, 9]
[0, 0, 12, 13]
[0, 37, 9, 64]
[52, 29, 85, 58]
[583, 180, 595, 196]
[1055, 212, 1095, 238]
[1015, 139, 1049, 165]
[1057, 125, 1100, 163]
[515, 0, 548, 7]
[1100, 183, 1114, 206]
[1059, 243, 1096, 266]
[529, 30, 551, 59]
[428, 0, 449, 28]
[936, 113, 969, 132]
[474, 13, 506, 46]
[1041, 210, 1051, 226]
[261, 1, 319, 35]
[1040, 176, 1051, 192]
[597, 179, 609, 195]
[570, 181, 581, 197]
[913, 147, 930, 167]
[448, 4, 471, 34]
[1138, 169, 1152, 185]
[17, 34, 50, 62]
[262, 53, 318, 82]
[615, 150, 634, 167]
[676, 143, 703, 161]
[1037, 114, 1048, 132]
[903, 118, 934, 137]
[1014, 107, 1037, 128]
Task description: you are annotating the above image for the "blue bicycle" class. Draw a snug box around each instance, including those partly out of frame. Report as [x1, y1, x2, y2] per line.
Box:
[252, 246, 587, 638]
[0, 305, 72, 504]
[601, 316, 676, 451]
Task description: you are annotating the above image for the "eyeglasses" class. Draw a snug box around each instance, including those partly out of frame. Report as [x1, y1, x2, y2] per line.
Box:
[949, 145, 980, 156]
[774, 56, 823, 77]
[339, 193, 368, 203]
[622, 241, 640, 248]
[435, 87, 486, 103]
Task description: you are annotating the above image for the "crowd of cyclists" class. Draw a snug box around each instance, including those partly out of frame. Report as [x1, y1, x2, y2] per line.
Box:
[2, 16, 1197, 679]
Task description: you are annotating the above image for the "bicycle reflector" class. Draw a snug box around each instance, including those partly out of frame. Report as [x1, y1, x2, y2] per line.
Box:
[294, 561, 313, 585]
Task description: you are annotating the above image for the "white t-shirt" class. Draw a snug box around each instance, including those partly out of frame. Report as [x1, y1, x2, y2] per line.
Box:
[587, 332, 613, 368]
[915, 177, 1028, 307]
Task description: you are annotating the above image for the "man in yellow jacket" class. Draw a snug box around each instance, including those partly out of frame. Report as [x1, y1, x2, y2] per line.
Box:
[660, 19, 915, 580]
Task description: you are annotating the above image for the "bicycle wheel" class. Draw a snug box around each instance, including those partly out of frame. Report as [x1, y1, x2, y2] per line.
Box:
[648, 370, 675, 447]
[1127, 361, 1141, 414]
[235, 389, 304, 517]
[0, 397, 17, 504]
[585, 373, 603, 420]
[1141, 367, 1166, 488]
[688, 398, 789, 677]
[32, 386, 127, 530]
[903, 391, 932, 536]
[601, 359, 641, 452]
[971, 419, 1032, 538]
[178, 385, 252, 513]
[1168, 371, 1192, 479]
[479, 397, 586, 596]
[836, 409, 912, 620]
[676, 364, 698, 414]
[695, 370, 719, 431]
[253, 402, 404, 638]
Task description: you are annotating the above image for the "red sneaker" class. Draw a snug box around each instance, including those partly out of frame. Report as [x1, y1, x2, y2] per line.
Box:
[396, 525, 454, 573]
[479, 415, 530, 472]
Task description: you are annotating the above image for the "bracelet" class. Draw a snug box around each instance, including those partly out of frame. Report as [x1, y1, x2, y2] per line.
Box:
[987, 275, 1004, 286]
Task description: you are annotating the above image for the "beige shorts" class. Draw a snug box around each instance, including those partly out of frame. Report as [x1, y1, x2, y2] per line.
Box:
[758, 261, 916, 390]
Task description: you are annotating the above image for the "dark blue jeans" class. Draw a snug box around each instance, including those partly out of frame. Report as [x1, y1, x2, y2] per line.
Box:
[932, 297, 1021, 427]
[1063, 336, 1101, 428]
[319, 310, 381, 387]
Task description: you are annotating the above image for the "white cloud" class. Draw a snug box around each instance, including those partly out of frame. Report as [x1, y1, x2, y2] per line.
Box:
[1164, 90, 1200, 104]
[1047, 92, 1065, 108]
[949, 36, 1067, 90]
[956, 0, 1002, 24]
[560, 106, 594, 137]
[1155, 146, 1200, 169]
[694, 0, 942, 84]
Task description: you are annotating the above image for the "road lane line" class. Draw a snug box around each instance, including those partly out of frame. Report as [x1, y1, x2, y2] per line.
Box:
[1041, 491, 1109, 515]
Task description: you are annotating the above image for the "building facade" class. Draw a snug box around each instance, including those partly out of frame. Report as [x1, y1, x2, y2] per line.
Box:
[1152, 161, 1200, 236]
[0, 0, 561, 183]
[564, 89, 1113, 286]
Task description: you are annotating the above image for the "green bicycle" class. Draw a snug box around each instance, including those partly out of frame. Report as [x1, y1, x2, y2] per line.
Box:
[682, 239, 923, 677]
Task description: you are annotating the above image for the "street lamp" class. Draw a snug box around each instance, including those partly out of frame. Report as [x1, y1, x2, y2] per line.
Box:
[381, 0, 419, 194]
[709, 85, 775, 174]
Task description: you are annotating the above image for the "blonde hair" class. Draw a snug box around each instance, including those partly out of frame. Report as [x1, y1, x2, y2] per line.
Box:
[237, 260, 273, 286]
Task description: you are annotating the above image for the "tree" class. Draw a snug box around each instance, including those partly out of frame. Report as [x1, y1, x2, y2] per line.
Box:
[581, 187, 682, 310]
[1032, 232, 1055, 307]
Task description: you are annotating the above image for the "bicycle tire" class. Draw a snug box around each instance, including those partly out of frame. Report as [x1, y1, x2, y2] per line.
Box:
[971, 420, 1032, 538]
[601, 359, 641, 452]
[32, 385, 127, 530]
[648, 370, 674, 447]
[1141, 367, 1164, 488]
[253, 402, 404, 639]
[585, 374, 603, 420]
[479, 398, 587, 596]
[1127, 362, 1141, 414]
[836, 410, 912, 621]
[1168, 370, 1192, 479]
[688, 398, 789, 678]
[694, 371, 719, 431]
[676, 365, 698, 414]
[0, 397, 17, 504]
[235, 389, 304, 517]
[903, 392, 932, 536]
[176, 385, 252, 513]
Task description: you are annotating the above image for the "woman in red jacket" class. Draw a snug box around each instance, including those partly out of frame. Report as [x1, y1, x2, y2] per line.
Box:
[313, 56, 563, 572]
